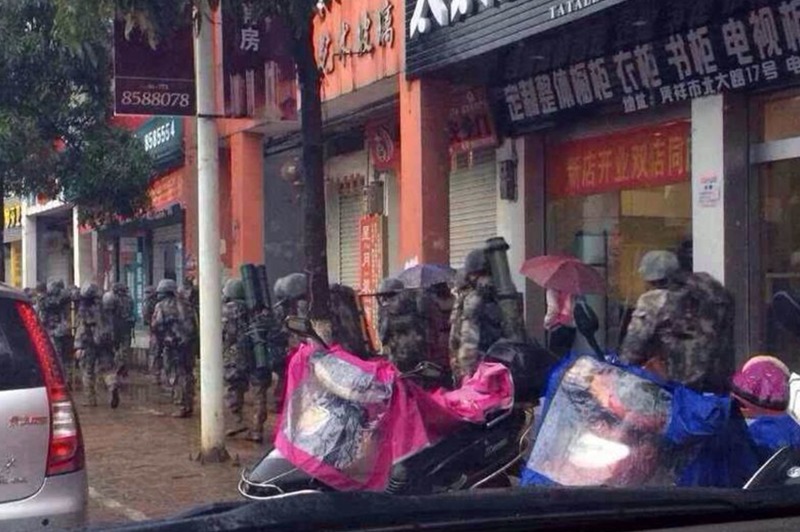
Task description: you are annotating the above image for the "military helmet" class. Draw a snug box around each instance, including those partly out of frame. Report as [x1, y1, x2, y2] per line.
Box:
[112, 282, 128, 294]
[144, 285, 155, 295]
[80, 282, 101, 300]
[639, 250, 680, 282]
[282, 273, 308, 301]
[463, 248, 489, 276]
[102, 291, 118, 309]
[378, 277, 404, 295]
[157, 279, 178, 295]
[223, 278, 245, 301]
[54, 279, 65, 290]
[47, 280, 61, 293]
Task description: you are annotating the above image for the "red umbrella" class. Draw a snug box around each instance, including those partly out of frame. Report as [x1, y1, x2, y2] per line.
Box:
[520, 255, 605, 295]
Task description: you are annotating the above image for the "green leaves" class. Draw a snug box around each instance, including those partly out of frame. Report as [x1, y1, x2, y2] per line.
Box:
[0, 0, 153, 228]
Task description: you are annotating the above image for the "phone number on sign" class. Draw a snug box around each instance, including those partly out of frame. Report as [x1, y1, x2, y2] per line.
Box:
[120, 91, 191, 108]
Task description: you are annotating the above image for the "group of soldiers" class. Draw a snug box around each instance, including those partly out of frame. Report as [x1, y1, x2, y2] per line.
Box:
[377, 247, 508, 387]
[31, 280, 135, 409]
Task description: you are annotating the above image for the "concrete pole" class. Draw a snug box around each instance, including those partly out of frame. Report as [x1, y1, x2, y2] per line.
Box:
[194, 0, 227, 462]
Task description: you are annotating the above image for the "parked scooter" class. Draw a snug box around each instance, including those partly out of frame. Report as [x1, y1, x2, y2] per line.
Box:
[238, 318, 553, 499]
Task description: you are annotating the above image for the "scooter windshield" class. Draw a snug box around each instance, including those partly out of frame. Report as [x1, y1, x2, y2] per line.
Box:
[526, 355, 675, 487]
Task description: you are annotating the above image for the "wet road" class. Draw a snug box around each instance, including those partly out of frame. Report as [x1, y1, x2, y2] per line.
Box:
[76, 373, 272, 527]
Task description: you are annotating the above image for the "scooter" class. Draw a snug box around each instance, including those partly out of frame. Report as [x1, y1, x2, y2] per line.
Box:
[238, 318, 550, 500]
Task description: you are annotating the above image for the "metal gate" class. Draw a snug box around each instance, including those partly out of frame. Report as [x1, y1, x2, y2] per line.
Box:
[448, 148, 497, 268]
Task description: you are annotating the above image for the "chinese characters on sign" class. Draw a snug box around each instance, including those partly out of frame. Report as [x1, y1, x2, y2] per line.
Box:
[501, 2, 800, 129]
[239, 4, 261, 52]
[359, 214, 385, 348]
[317, 0, 395, 74]
[409, 0, 506, 38]
[448, 86, 498, 156]
[547, 121, 690, 198]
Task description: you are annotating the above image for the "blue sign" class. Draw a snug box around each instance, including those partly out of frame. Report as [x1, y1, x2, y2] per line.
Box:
[135, 116, 184, 175]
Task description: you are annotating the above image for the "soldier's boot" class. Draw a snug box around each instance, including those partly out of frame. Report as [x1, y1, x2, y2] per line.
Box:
[226, 411, 247, 437]
[104, 372, 121, 409]
[172, 365, 194, 418]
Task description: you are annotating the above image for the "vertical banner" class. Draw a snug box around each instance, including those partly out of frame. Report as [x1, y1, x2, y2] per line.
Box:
[359, 214, 385, 348]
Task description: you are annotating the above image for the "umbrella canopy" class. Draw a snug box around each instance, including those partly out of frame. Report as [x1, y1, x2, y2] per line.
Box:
[398, 264, 455, 289]
[520, 255, 605, 295]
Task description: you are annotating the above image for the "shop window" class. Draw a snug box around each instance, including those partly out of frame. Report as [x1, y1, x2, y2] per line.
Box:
[546, 182, 692, 350]
[753, 90, 800, 143]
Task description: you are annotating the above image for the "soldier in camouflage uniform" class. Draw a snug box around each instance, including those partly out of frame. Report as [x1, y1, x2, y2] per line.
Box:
[33, 281, 47, 315]
[620, 251, 734, 394]
[271, 273, 308, 413]
[142, 286, 161, 384]
[40, 281, 74, 383]
[112, 283, 135, 375]
[75, 283, 121, 408]
[449, 249, 504, 383]
[151, 279, 196, 417]
[377, 277, 428, 373]
[222, 278, 268, 440]
[178, 277, 200, 365]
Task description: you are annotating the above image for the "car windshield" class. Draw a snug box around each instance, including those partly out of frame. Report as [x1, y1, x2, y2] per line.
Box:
[6, 0, 800, 529]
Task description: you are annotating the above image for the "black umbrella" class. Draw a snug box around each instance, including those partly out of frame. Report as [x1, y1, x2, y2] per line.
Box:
[397, 264, 455, 289]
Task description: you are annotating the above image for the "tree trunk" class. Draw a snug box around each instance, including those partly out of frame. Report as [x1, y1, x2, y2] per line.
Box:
[292, 20, 330, 323]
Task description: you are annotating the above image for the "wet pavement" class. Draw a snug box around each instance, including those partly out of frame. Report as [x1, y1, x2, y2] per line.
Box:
[77, 371, 273, 527]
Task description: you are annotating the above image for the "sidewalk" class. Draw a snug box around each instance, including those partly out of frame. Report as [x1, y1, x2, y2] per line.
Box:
[77, 372, 274, 527]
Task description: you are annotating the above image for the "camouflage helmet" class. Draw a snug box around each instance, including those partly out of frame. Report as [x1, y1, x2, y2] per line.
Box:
[54, 279, 65, 291]
[463, 248, 489, 276]
[157, 279, 178, 295]
[47, 280, 61, 293]
[281, 273, 308, 302]
[112, 282, 128, 295]
[144, 285, 155, 296]
[638, 250, 680, 282]
[80, 282, 101, 300]
[223, 278, 245, 301]
[101, 291, 118, 310]
[378, 277, 404, 295]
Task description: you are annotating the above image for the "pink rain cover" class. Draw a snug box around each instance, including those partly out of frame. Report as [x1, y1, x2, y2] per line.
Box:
[274, 343, 513, 491]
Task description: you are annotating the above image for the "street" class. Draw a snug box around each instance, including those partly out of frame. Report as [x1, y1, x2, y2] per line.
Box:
[77, 372, 269, 526]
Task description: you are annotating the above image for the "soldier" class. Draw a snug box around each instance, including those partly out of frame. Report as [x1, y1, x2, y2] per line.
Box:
[33, 281, 47, 315]
[112, 283, 135, 376]
[75, 283, 121, 408]
[179, 277, 200, 365]
[620, 250, 734, 394]
[377, 277, 404, 351]
[142, 286, 161, 384]
[421, 281, 455, 372]
[449, 249, 504, 383]
[222, 278, 267, 440]
[377, 277, 428, 373]
[40, 280, 74, 383]
[151, 279, 196, 417]
[272, 273, 308, 412]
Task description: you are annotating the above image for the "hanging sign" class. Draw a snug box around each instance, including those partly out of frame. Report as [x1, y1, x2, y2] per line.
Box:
[366, 123, 399, 171]
[359, 214, 385, 347]
[548, 121, 690, 198]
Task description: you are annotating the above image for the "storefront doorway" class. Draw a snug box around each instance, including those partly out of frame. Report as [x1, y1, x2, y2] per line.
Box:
[749, 90, 800, 369]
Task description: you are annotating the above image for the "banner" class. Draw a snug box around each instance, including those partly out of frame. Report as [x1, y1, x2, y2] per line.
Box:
[548, 121, 690, 198]
[113, 17, 195, 116]
[359, 214, 385, 347]
[448, 86, 498, 156]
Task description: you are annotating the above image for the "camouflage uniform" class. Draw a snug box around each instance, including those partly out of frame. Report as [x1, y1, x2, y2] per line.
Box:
[271, 273, 308, 414]
[33, 281, 47, 316]
[142, 286, 161, 383]
[40, 281, 73, 380]
[151, 280, 196, 417]
[75, 284, 120, 408]
[620, 272, 735, 394]
[380, 288, 428, 373]
[450, 276, 504, 381]
[112, 283, 135, 372]
[178, 279, 200, 364]
[421, 284, 455, 370]
[222, 279, 269, 440]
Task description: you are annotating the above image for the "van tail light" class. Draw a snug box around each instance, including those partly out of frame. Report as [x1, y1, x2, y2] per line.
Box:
[15, 301, 85, 476]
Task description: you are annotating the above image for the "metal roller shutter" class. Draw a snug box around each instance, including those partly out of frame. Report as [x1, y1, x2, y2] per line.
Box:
[338, 191, 361, 288]
[449, 148, 497, 268]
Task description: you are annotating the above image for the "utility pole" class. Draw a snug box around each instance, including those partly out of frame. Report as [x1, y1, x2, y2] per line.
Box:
[194, 0, 228, 462]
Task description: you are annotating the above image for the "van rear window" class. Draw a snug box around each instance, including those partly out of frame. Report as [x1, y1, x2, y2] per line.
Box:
[0, 300, 44, 391]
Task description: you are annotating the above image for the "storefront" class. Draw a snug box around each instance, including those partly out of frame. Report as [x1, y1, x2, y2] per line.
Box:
[4, 200, 22, 287]
[405, 0, 800, 363]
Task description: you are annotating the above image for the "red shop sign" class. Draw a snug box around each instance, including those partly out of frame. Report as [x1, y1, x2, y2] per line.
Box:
[366, 123, 398, 172]
[359, 214, 385, 348]
[448, 86, 498, 156]
[548, 121, 690, 198]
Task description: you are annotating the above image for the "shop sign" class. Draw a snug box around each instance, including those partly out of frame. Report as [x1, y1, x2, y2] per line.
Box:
[4, 205, 21, 230]
[135, 117, 184, 174]
[113, 15, 196, 116]
[548, 121, 690, 198]
[316, 0, 396, 75]
[448, 86, 498, 155]
[149, 172, 183, 211]
[366, 123, 399, 171]
[499, 1, 800, 132]
[222, 4, 297, 119]
[405, 0, 624, 77]
[359, 214, 385, 348]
